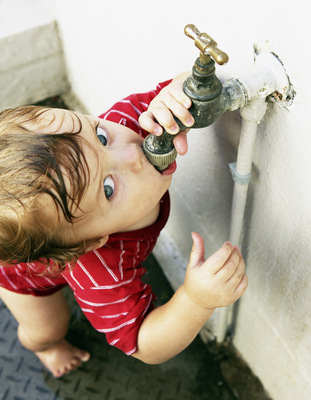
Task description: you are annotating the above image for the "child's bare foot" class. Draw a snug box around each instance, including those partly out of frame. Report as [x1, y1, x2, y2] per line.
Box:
[35, 339, 90, 378]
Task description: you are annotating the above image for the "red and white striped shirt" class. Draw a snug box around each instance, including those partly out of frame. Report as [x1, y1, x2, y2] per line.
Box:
[63, 192, 169, 355]
[0, 80, 172, 355]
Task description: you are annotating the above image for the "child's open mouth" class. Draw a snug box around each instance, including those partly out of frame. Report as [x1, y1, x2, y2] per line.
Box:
[160, 161, 177, 176]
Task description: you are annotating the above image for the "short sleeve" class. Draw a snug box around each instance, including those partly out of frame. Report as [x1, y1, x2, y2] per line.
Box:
[98, 79, 172, 138]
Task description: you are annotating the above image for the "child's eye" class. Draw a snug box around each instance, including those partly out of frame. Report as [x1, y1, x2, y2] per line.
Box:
[104, 176, 114, 199]
[97, 126, 108, 146]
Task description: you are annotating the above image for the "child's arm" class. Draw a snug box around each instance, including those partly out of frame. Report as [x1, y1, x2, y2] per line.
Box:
[132, 233, 248, 364]
[138, 72, 194, 156]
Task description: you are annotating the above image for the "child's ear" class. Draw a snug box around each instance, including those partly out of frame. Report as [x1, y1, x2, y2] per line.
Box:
[86, 235, 109, 252]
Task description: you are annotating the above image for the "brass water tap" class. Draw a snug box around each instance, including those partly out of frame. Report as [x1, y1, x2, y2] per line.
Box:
[143, 25, 229, 171]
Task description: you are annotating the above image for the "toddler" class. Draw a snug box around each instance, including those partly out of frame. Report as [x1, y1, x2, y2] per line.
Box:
[0, 73, 247, 377]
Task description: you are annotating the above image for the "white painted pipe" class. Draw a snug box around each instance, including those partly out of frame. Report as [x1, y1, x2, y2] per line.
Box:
[211, 46, 294, 342]
[230, 99, 267, 245]
[215, 98, 267, 342]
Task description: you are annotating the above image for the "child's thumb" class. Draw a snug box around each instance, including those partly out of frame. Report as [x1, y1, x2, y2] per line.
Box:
[188, 232, 205, 268]
[205, 241, 234, 273]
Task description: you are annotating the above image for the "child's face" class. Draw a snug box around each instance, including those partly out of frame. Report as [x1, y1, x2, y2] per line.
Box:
[40, 109, 174, 244]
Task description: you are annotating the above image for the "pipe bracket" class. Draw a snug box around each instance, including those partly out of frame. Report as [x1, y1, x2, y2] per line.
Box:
[228, 162, 251, 185]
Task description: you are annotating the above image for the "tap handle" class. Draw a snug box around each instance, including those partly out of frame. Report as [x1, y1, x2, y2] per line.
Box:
[184, 24, 229, 65]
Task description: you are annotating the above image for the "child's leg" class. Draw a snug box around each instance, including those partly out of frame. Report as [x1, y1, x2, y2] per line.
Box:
[0, 287, 90, 378]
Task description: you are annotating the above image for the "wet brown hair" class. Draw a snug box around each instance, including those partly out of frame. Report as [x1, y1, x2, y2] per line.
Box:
[0, 106, 100, 272]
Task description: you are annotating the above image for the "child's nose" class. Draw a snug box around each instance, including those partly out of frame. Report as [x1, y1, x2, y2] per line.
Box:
[116, 144, 143, 173]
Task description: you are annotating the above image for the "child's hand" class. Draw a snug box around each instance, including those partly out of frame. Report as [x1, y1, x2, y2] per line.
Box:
[139, 73, 195, 155]
[184, 232, 248, 310]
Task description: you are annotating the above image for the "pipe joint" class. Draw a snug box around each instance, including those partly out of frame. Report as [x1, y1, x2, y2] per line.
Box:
[228, 162, 251, 185]
[237, 50, 295, 107]
[240, 98, 267, 122]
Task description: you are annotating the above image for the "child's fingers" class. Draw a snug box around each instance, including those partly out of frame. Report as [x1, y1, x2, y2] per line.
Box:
[224, 252, 248, 298]
[139, 110, 190, 155]
[148, 102, 181, 135]
[227, 255, 246, 287]
[138, 111, 163, 136]
[205, 241, 234, 274]
[188, 232, 205, 268]
[215, 247, 241, 281]
[173, 130, 189, 155]
[162, 97, 194, 129]
[169, 79, 192, 109]
[235, 273, 248, 296]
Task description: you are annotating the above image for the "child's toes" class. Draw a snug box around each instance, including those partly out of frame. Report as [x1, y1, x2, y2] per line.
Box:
[53, 367, 66, 378]
[70, 357, 82, 369]
[78, 350, 90, 362]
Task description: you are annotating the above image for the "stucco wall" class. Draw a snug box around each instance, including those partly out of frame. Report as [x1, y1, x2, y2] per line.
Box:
[51, 1, 311, 399]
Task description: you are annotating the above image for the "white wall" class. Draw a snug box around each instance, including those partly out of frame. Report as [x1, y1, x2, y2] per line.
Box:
[50, 1, 311, 399]
[0, 0, 69, 110]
